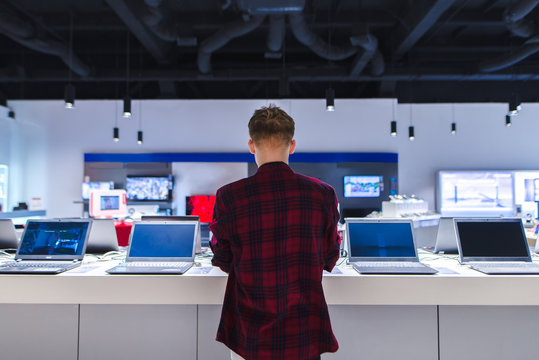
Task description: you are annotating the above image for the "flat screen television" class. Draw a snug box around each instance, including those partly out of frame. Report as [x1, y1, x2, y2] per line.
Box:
[81, 181, 114, 200]
[126, 175, 173, 201]
[344, 176, 383, 198]
[186, 195, 216, 223]
[437, 171, 514, 217]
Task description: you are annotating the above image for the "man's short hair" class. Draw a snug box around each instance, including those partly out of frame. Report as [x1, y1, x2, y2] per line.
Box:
[248, 105, 295, 145]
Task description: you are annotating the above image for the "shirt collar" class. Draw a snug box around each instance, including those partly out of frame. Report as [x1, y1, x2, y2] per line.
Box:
[255, 161, 294, 175]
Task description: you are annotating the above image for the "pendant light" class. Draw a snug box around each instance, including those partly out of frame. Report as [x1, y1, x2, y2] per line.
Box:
[64, 12, 75, 109]
[451, 104, 456, 135]
[123, 30, 132, 118]
[326, 88, 335, 111]
[390, 99, 397, 136]
[408, 104, 415, 141]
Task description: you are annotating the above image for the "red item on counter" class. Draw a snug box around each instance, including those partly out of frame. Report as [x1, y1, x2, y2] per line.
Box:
[113, 220, 132, 247]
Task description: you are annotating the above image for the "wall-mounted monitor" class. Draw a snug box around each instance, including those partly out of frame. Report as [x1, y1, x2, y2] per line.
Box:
[126, 175, 173, 201]
[344, 176, 383, 198]
[81, 181, 114, 200]
[186, 195, 215, 223]
[437, 171, 514, 217]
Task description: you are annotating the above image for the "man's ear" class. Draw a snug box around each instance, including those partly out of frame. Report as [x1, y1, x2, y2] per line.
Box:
[248, 139, 256, 154]
[289, 139, 296, 154]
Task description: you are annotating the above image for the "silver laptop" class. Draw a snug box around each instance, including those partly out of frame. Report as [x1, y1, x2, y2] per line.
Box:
[106, 221, 197, 275]
[86, 219, 119, 254]
[423, 217, 458, 254]
[346, 218, 438, 274]
[0, 219, 19, 249]
[141, 215, 202, 253]
[455, 218, 539, 274]
[0, 219, 91, 274]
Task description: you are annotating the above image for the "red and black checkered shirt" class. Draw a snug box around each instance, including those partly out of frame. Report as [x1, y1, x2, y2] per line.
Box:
[210, 161, 341, 360]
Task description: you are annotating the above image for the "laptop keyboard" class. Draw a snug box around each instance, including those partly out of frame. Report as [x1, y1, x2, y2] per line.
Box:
[357, 262, 426, 268]
[0, 261, 76, 268]
[469, 263, 539, 269]
[125, 262, 192, 267]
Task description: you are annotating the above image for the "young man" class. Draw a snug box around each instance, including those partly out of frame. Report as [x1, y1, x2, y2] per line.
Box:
[210, 105, 341, 360]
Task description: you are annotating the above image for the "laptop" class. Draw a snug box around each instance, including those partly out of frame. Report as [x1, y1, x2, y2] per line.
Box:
[106, 221, 197, 275]
[0, 219, 19, 249]
[0, 219, 91, 274]
[86, 219, 119, 254]
[346, 218, 438, 274]
[423, 217, 458, 254]
[141, 215, 202, 253]
[455, 218, 539, 275]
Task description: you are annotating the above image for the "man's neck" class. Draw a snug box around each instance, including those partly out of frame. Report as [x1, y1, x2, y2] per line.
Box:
[257, 157, 289, 167]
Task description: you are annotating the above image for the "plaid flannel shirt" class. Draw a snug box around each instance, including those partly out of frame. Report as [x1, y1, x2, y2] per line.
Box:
[210, 161, 341, 360]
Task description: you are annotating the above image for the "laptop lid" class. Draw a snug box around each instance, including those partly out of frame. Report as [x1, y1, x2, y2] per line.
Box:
[141, 215, 202, 253]
[0, 219, 19, 249]
[87, 219, 119, 253]
[16, 219, 91, 261]
[454, 218, 531, 263]
[126, 221, 197, 262]
[346, 218, 419, 262]
[434, 217, 458, 253]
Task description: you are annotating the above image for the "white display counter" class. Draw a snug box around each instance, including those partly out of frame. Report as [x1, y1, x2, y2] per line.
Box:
[0, 253, 538, 360]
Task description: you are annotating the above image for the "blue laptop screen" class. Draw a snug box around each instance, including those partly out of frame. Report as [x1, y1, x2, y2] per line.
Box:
[348, 222, 416, 258]
[129, 224, 195, 258]
[19, 221, 89, 256]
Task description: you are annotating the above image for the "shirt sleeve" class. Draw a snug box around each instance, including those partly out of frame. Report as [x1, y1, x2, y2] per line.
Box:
[323, 188, 342, 272]
[209, 188, 232, 273]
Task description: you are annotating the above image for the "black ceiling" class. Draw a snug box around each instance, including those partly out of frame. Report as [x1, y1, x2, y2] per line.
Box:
[0, 0, 538, 103]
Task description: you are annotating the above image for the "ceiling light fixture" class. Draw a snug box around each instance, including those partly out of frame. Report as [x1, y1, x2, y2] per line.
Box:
[409, 126, 415, 141]
[113, 127, 119, 142]
[123, 95, 131, 118]
[64, 84, 75, 109]
[508, 93, 521, 115]
[505, 114, 512, 127]
[64, 12, 75, 109]
[137, 130, 143, 145]
[390, 99, 397, 136]
[326, 88, 335, 111]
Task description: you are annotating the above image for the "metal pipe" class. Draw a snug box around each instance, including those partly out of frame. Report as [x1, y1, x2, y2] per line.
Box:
[288, 13, 357, 61]
[198, 14, 266, 74]
[479, 35, 539, 72]
[267, 15, 285, 52]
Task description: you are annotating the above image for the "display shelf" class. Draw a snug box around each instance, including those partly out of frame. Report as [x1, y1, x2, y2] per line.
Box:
[0, 210, 47, 219]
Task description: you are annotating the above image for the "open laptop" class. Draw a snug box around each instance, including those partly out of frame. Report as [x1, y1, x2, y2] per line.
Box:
[346, 218, 438, 274]
[455, 218, 539, 275]
[86, 219, 119, 254]
[0, 219, 91, 274]
[106, 220, 197, 275]
[0, 219, 19, 249]
[141, 215, 202, 253]
[423, 217, 458, 254]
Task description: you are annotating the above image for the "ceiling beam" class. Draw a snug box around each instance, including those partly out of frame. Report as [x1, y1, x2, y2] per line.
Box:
[393, 0, 457, 59]
[5, 66, 539, 83]
[104, 0, 170, 64]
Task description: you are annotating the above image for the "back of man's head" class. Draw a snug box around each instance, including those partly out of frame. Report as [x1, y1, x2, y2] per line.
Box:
[248, 105, 295, 146]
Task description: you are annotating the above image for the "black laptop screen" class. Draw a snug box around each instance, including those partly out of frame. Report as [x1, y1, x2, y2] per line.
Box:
[129, 224, 195, 258]
[19, 221, 89, 256]
[348, 222, 416, 258]
[456, 221, 528, 258]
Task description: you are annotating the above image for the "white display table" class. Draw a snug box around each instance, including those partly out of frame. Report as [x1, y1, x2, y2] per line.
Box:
[0, 253, 538, 360]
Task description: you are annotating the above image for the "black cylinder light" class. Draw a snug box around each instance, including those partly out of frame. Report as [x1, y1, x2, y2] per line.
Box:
[390, 121, 397, 136]
[137, 130, 143, 145]
[451, 122, 456, 134]
[408, 126, 415, 141]
[113, 127, 119, 142]
[64, 84, 75, 109]
[326, 88, 335, 111]
[505, 114, 512, 127]
[123, 95, 132, 118]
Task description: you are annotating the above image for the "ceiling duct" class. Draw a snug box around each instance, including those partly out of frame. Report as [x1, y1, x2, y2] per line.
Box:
[479, 35, 539, 72]
[288, 13, 357, 61]
[504, 0, 539, 37]
[349, 34, 385, 76]
[267, 14, 285, 52]
[236, 0, 305, 14]
[198, 14, 266, 74]
[143, 0, 177, 42]
[0, 2, 90, 77]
